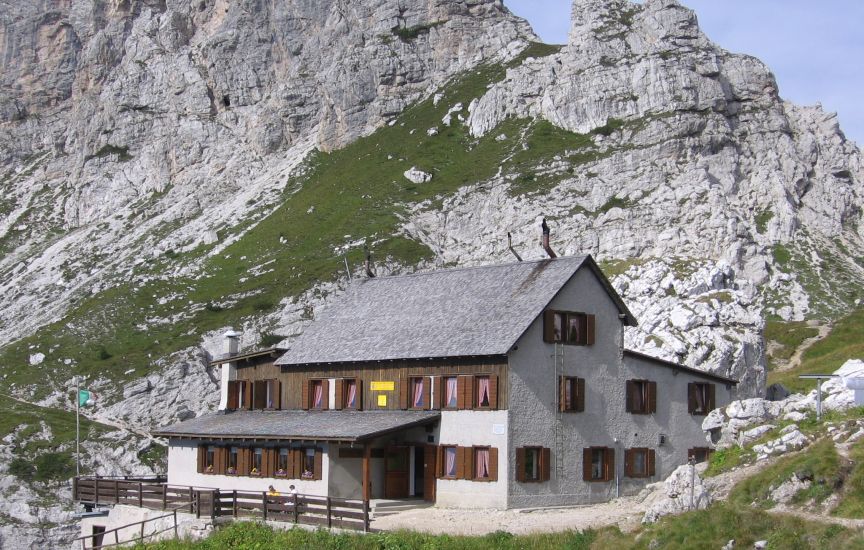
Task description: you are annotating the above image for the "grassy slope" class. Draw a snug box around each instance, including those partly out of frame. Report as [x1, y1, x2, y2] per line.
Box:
[769, 308, 864, 394]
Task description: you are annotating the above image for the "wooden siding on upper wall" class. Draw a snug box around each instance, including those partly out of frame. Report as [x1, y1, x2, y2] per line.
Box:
[233, 357, 509, 410]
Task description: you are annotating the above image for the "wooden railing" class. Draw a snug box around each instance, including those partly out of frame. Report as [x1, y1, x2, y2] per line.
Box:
[73, 508, 179, 550]
[74, 477, 370, 531]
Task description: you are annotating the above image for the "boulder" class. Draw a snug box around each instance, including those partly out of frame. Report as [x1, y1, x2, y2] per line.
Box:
[769, 473, 811, 504]
[403, 167, 433, 184]
[122, 378, 152, 399]
[643, 464, 712, 523]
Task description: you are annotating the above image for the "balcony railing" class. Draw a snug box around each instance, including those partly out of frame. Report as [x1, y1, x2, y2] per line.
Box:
[73, 476, 370, 531]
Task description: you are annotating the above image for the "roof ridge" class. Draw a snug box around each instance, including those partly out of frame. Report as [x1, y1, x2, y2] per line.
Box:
[359, 254, 588, 284]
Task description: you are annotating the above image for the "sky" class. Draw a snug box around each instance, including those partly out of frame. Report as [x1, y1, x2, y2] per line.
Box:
[503, 0, 864, 145]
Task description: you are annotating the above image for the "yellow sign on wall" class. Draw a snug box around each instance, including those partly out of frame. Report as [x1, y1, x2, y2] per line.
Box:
[370, 381, 395, 391]
[377, 395, 388, 407]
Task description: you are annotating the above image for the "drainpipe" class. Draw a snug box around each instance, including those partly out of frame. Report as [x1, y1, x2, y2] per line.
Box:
[541, 218, 557, 258]
[614, 438, 620, 498]
[218, 329, 241, 410]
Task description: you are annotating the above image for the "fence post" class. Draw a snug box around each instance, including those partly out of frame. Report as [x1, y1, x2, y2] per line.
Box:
[95, 478, 100, 504]
[138, 482, 143, 508]
[233, 490, 238, 518]
[140, 517, 145, 543]
[212, 490, 219, 521]
[162, 485, 167, 510]
[293, 496, 299, 524]
[196, 491, 201, 519]
[326, 497, 332, 528]
[115, 480, 120, 504]
[72, 477, 78, 502]
[363, 500, 369, 532]
[262, 492, 268, 521]
[174, 509, 179, 539]
[189, 487, 194, 514]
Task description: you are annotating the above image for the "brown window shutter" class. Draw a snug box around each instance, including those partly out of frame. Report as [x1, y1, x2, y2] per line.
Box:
[625, 380, 634, 413]
[432, 376, 442, 409]
[253, 380, 266, 409]
[488, 375, 499, 409]
[436, 446, 444, 478]
[625, 449, 633, 477]
[422, 377, 431, 410]
[455, 447, 466, 479]
[457, 376, 469, 410]
[197, 445, 206, 473]
[335, 379, 344, 410]
[604, 448, 615, 482]
[559, 376, 566, 412]
[302, 380, 310, 410]
[241, 381, 251, 410]
[707, 383, 716, 411]
[543, 310, 556, 342]
[586, 314, 596, 346]
[314, 449, 323, 480]
[648, 381, 657, 413]
[541, 447, 551, 481]
[464, 447, 475, 480]
[687, 383, 696, 414]
[216, 447, 227, 475]
[322, 379, 330, 409]
[261, 448, 271, 477]
[576, 378, 586, 412]
[291, 449, 301, 479]
[582, 448, 592, 481]
[515, 448, 526, 482]
[227, 381, 238, 410]
[275, 380, 282, 409]
[399, 377, 409, 410]
[648, 449, 656, 477]
[488, 447, 498, 481]
[356, 379, 364, 411]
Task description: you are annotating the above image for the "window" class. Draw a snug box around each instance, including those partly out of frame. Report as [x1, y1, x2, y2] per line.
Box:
[227, 447, 239, 475]
[559, 376, 585, 412]
[411, 377, 425, 409]
[583, 447, 614, 482]
[251, 448, 263, 476]
[276, 448, 290, 477]
[266, 379, 280, 409]
[443, 377, 458, 408]
[227, 380, 250, 410]
[516, 447, 551, 482]
[625, 448, 656, 478]
[304, 379, 329, 410]
[344, 379, 358, 409]
[301, 448, 321, 479]
[474, 447, 491, 480]
[543, 310, 596, 345]
[625, 380, 657, 414]
[688, 447, 713, 464]
[205, 446, 216, 473]
[688, 383, 716, 416]
[253, 380, 280, 410]
[441, 446, 458, 478]
[475, 376, 491, 408]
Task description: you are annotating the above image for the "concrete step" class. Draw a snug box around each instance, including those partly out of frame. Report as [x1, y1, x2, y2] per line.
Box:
[371, 499, 433, 517]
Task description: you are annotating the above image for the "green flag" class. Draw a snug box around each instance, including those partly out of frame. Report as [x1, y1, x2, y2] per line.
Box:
[78, 389, 93, 407]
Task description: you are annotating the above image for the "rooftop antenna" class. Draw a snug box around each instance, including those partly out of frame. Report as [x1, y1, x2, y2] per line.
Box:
[364, 245, 376, 278]
[541, 217, 557, 258]
[507, 232, 523, 262]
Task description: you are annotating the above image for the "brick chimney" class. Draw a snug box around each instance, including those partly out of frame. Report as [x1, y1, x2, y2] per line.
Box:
[218, 329, 242, 410]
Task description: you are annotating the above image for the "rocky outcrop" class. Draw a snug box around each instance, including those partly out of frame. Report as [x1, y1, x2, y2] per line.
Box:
[642, 463, 712, 523]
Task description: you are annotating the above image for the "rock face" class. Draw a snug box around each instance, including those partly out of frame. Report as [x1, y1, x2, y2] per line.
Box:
[642, 463, 712, 523]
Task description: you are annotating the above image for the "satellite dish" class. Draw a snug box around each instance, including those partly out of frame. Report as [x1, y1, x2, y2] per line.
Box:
[85, 399, 95, 407]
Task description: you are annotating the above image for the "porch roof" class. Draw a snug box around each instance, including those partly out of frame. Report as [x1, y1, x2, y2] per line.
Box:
[152, 410, 441, 443]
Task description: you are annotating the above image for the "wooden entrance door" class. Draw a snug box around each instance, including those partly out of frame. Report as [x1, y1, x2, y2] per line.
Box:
[384, 446, 410, 498]
[423, 445, 437, 502]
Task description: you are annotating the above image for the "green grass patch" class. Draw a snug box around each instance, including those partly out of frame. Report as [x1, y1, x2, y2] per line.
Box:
[704, 445, 749, 477]
[764, 320, 820, 369]
[773, 244, 792, 266]
[391, 21, 446, 41]
[728, 438, 840, 509]
[84, 144, 133, 163]
[832, 440, 864, 518]
[507, 42, 563, 67]
[755, 209, 774, 234]
[769, 308, 864, 393]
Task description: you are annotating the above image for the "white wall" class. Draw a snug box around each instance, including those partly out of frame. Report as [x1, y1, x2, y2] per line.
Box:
[435, 410, 508, 509]
[167, 440, 329, 496]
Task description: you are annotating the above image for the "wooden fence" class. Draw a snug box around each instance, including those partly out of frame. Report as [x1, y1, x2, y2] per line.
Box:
[74, 477, 370, 531]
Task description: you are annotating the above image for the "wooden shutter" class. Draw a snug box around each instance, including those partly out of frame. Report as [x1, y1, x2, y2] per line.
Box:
[624, 449, 633, 477]
[582, 448, 592, 481]
[625, 380, 634, 412]
[216, 447, 227, 475]
[432, 376, 442, 409]
[197, 446, 206, 473]
[455, 447, 466, 479]
[456, 376, 470, 410]
[558, 376, 566, 412]
[356, 380, 364, 411]
[302, 380, 310, 410]
[334, 379, 344, 410]
[688, 383, 697, 414]
[422, 377, 431, 410]
[648, 449, 656, 477]
[576, 378, 586, 412]
[399, 378, 409, 410]
[603, 448, 615, 482]
[707, 383, 716, 411]
[541, 447, 551, 481]
[488, 447, 498, 481]
[436, 446, 444, 478]
[586, 314, 596, 345]
[464, 447, 475, 480]
[515, 448, 526, 482]
[648, 381, 657, 413]
[543, 310, 556, 342]
[314, 449, 323, 480]
[291, 449, 301, 479]
[227, 381, 238, 409]
[241, 381, 252, 410]
[253, 381, 266, 410]
[321, 379, 330, 409]
[488, 375, 499, 409]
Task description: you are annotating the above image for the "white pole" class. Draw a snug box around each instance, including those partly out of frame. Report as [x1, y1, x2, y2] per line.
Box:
[816, 379, 823, 422]
[75, 376, 80, 477]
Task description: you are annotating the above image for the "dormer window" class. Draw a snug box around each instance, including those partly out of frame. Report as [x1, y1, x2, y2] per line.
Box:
[543, 310, 595, 345]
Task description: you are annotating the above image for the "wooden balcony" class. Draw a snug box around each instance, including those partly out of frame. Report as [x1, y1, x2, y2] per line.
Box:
[73, 476, 370, 531]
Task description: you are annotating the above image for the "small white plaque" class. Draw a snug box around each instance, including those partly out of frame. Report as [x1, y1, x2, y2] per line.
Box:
[492, 424, 505, 435]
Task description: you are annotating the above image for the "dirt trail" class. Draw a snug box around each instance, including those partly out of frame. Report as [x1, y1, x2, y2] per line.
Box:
[775, 323, 832, 373]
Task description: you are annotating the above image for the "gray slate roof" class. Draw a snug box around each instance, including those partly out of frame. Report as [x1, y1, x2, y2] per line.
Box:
[153, 410, 440, 442]
[276, 255, 636, 367]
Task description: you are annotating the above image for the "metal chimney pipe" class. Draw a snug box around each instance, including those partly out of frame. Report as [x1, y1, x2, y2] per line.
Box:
[541, 217, 557, 258]
[507, 232, 523, 262]
[364, 246, 376, 278]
